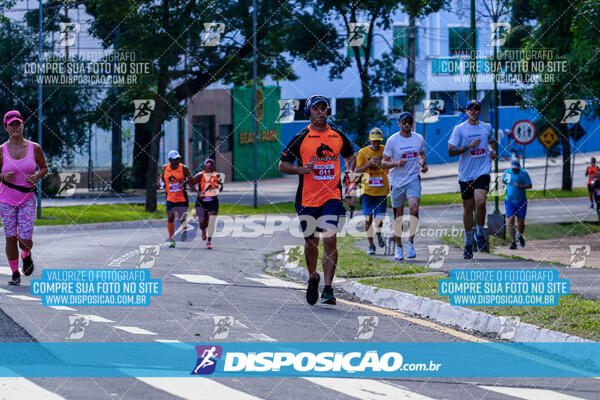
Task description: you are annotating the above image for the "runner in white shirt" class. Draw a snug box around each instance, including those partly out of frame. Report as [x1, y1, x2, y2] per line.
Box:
[382, 112, 428, 261]
[447, 100, 497, 259]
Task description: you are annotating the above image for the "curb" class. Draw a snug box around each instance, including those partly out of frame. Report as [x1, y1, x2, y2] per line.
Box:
[34, 219, 166, 233]
[281, 260, 586, 343]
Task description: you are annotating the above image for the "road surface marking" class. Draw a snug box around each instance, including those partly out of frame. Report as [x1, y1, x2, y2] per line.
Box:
[245, 274, 304, 289]
[7, 295, 40, 301]
[113, 326, 158, 335]
[337, 299, 487, 343]
[173, 274, 228, 285]
[479, 386, 586, 400]
[248, 333, 277, 341]
[0, 267, 12, 275]
[74, 314, 114, 323]
[137, 377, 263, 400]
[0, 288, 11, 294]
[48, 306, 76, 311]
[0, 377, 65, 399]
[305, 377, 436, 399]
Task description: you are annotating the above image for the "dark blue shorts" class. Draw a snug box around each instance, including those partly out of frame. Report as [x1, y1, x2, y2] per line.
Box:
[361, 194, 387, 218]
[505, 200, 527, 219]
[296, 199, 346, 240]
[166, 201, 189, 213]
[196, 198, 219, 217]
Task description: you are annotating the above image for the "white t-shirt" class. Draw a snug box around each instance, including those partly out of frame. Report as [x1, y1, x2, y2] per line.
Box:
[383, 131, 425, 187]
[448, 120, 494, 182]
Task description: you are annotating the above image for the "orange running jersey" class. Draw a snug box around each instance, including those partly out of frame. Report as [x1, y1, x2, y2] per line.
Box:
[199, 171, 221, 200]
[280, 125, 355, 207]
[163, 163, 187, 203]
[587, 165, 598, 185]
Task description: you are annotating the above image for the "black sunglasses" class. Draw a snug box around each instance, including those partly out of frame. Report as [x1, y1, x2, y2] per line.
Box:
[401, 119, 414, 125]
[467, 106, 481, 111]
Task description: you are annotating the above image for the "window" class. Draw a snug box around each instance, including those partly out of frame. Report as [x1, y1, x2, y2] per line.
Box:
[449, 27, 476, 55]
[335, 98, 356, 115]
[500, 90, 522, 106]
[393, 26, 419, 57]
[218, 124, 233, 153]
[347, 44, 373, 58]
[388, 95, 403, 115]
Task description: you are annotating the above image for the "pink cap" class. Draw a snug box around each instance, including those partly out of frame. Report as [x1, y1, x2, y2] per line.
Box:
[3, 110, 23, 126]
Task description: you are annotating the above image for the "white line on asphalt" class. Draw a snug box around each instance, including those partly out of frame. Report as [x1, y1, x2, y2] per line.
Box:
[0, 377, 65, 399]
[479, 386, 586, 400]
[0, 267, 12, 275]
[305, 377, 437, 400]
[137, 377, 263, 400]
[248, 333, 277, 342]
[48, 306, 76, 311]
[245, 274, 304, 289]
[0, 288, 11, 293]
[74, 314, 114, 323]
[7, 295, 40, 301]
[173, 274, 228, 285]
[113, 326, 158, 335]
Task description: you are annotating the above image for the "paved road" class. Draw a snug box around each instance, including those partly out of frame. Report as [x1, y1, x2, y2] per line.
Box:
[0, 224, 599, 399]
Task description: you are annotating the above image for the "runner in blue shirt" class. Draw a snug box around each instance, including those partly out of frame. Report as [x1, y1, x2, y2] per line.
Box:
[502, 158, 532, 249]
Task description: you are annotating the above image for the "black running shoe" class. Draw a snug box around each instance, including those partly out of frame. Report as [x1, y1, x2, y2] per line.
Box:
[475, 234, 485, 251]
[306, 273, 320, 305]
[22, 254, 34, 276]
[463, 243, 473, 260]
[517, 232, 525, 248]
[8, 271, 20, 286]
[320, 286, 336, 305]
[376, 233, 385, 248]
[509, 242, 517, 250]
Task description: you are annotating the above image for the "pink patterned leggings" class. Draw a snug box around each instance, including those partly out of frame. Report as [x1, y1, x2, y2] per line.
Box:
[0, 196, 36, 240]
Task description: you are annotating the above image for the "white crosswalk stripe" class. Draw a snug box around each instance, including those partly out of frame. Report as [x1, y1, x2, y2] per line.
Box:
[245, 274, 304, 289]
[304, 378, 437, 399]
[0, 377, 65, 399]
[7, 295, 39, 301]
[137, 377, 263, 400]
[173, 274, 228, 285]
[113, 326, 158, 335]
[479, 386, 586, 400]
[0, 267, 12, 275]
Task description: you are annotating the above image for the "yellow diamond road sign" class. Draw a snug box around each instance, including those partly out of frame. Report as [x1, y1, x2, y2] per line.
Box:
[540, 128, 558, 149]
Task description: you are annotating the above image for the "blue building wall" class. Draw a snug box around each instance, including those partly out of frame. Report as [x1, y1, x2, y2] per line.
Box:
[281, 106, 600, 165]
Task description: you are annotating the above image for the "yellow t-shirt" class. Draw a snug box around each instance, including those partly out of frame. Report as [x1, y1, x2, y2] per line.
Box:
[356, 145, 390, 197]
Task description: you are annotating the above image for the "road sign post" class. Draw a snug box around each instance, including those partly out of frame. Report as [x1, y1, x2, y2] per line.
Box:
[540, 127, 558, 196]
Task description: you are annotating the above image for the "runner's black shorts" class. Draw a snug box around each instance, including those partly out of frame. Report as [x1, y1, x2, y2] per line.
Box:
[196, 198, 219, 217]
[166, 201, 189, 212]
[296, 199, 346, 241]
[459, 174, 491, 200]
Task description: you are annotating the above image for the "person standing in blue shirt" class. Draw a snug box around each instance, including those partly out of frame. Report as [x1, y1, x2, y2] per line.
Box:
[503, 158, 532, 250]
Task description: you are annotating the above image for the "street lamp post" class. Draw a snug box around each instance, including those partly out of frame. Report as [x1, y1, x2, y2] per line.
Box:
[37, 0, 43, 219]
[252, 0, 258, 209]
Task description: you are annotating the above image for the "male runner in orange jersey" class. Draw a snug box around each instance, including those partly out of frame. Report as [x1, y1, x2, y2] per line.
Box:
[279, 95, 356, 305]
[161, 150, 192, 248]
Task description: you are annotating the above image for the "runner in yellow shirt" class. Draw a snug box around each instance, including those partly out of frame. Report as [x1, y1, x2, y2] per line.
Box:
[355, 128, 391, 255]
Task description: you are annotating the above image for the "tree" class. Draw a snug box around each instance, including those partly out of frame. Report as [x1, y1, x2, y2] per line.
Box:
[84, 0, 339, 211]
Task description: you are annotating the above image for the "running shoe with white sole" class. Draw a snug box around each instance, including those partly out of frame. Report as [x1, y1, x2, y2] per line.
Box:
[206, 241, 213, 249]
[394, 246, 404, 261]
[320, 286, 336, 305]
[367, 244, 376, 255]
[406, 242, 416, 258]
[22, 253, 34, 276]
[168, 240, 176, 248]
[306, 273, 320, 305]
[8, 271, 20, 286]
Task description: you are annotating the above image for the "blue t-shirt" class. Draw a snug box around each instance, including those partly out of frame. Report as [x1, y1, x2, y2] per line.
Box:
[503, 168, 532, 203]
[448, 120, 494, 181]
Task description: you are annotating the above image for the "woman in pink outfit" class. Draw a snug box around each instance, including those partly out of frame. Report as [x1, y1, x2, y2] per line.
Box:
[0, 111, 48, 286]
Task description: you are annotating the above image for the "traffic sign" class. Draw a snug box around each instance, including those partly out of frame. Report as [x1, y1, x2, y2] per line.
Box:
[540, 127, 558, 148]
[511, 120, 537, 145]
